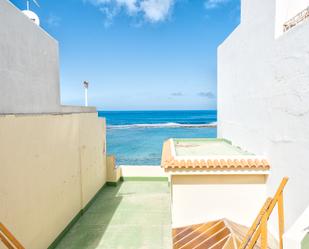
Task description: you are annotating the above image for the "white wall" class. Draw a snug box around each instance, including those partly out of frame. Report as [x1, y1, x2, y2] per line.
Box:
[171, 175, 267, 228]
[284, 206, 309, 249]
[0, 0, 96, 115]
[275, 0, 309, 36]
[218, 0, 309, 246]
[0, 0, 60, 114]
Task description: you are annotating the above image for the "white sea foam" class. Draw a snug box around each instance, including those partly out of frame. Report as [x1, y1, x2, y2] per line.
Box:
[107, 122, 217, 129]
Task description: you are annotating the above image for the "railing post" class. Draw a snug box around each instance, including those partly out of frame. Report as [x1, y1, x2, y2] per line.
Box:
[239, 198, 272, 249]
[278, 193, 285, 249]
[261, 214, 268, 249]
[239, 177, 288, 249]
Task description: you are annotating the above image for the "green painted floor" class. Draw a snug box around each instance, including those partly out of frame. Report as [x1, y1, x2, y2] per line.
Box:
[302, 233, 309, 249]
[54, 181, 172, 249]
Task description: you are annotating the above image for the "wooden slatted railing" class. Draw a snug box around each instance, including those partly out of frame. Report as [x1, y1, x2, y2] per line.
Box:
[0, 223, 24, 249]
[239, 177, 289, 249]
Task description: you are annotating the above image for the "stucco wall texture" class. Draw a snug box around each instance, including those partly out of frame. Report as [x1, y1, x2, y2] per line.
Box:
[0, 0, 61, 114]
[218, 0, 309, 246]
[0, 1, 107, 248]
[171, 174, 267, 228]
[0, 0, 95, 114]
[0, 113, 106, 249]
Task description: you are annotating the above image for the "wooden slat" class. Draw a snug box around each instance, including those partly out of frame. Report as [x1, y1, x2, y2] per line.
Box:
[174, 223, 217, 247]
[278, 193, 284, 249]
[181, 226, 227, 249]
[222, 236, 236, 249]
[193, 227, 230, 249]
[173, 227, 191, 239]
[0, 223, 25, 249]
[240, 177, 288, 249]
[238, 198, 272, 249]
[191, 227, 231, 249]
[209, 235, 231, 249]
[173, 221, 218, 242]
[175, 221, 225, 249]
[226, 221, 249, 244]
[261, 215, 267, 249]
[0, 232, 15, 249]
[173, 226, 197, 242]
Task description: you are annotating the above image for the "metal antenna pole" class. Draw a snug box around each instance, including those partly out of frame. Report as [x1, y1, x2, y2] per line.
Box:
[83, 81, 89, 107]
[85, 88, 88, 107]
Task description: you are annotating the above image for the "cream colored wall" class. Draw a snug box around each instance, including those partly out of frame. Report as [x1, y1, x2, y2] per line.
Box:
[106, 155, 122, 183]
[171, 174, 267, 228]
[0, 112, 106, 249]
[79, 115, 106, 208]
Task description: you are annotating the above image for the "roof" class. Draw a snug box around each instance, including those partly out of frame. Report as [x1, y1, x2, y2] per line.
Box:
[161, 139, 270, 172]
[173, 139, 253, 157]
[173, 219, 277, 249]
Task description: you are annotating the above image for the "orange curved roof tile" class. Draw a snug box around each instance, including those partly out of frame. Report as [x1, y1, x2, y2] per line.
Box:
[161, 139, 270, 172]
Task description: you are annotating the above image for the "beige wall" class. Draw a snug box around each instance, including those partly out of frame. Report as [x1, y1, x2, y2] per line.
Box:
[171, 174, 267, 228]
[106, 155, 122, 183]
[0, 112, 106, 249]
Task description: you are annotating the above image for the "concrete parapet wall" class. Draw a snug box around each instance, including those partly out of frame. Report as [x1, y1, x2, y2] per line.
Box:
[0, 112, 106, 249]
[106, 155, 121, 183]
[0, 0, 61, 114]
[218, 0, 309, 246]
[0, 0, 96, 115]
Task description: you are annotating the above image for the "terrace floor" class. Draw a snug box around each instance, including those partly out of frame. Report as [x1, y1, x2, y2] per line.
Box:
[54, 181, 172, 249]
[303, 233, 309, 249]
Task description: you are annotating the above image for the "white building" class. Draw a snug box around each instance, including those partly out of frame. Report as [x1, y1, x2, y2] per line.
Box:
[218, 0, 309, 248]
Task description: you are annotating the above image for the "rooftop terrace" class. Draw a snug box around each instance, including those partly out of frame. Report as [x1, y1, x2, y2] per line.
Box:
[174, 138, 253, 157]
[53, 180, 172, 249]
[161, 138, 270, 172]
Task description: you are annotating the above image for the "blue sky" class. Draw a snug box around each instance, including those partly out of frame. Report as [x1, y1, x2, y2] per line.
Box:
[12, 0, 240, 110]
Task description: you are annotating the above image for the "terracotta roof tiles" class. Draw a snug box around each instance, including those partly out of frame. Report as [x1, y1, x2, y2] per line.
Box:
[161, 139, 270, 172]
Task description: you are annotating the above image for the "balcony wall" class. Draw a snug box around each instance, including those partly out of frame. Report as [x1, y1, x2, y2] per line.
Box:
[0, 112, 106, 249]
[218, 0, 309, 247]
[171, 174, 267, 228]
[0, 0, 95, 115]
[0, 1, 108, 248]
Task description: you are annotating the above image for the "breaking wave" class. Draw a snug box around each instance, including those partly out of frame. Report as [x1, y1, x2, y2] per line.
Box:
[107, 122, 217, 129]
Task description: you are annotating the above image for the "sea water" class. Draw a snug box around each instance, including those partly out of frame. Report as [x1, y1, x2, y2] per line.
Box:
[98, 110, 217, 165]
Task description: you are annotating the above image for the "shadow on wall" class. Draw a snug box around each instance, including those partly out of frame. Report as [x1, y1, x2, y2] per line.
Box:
[53, 184, 123, 249]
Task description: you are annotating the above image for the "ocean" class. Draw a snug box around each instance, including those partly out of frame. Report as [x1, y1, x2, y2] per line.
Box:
[98, 110, 217, 165]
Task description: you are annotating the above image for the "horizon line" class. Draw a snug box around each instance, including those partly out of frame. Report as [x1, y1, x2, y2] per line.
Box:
[97, 109, 218, 112]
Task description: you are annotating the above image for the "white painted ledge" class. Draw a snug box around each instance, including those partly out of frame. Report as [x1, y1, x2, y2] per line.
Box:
[118, 165, 168, 177]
